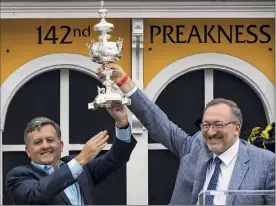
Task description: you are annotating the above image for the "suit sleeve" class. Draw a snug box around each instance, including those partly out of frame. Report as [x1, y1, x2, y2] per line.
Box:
[129, 89, 195, 158]
[87, 136, 136, 185]
[6, 164, 75, 205]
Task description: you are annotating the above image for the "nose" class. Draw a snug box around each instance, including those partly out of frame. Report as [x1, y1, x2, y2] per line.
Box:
[206, 126, 217, 136]
[41, 140, 50, 150]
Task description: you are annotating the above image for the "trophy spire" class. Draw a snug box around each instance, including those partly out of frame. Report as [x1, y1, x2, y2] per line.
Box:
[87, 0, 123, 64]
[94, 1, 113, 43]
[87, 1, 130, 110]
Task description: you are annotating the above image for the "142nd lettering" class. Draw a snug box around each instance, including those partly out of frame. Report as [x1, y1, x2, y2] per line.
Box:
[36, 25, 91, 44]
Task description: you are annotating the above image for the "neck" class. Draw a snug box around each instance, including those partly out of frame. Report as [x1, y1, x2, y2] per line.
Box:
[51, 160, 60, 169]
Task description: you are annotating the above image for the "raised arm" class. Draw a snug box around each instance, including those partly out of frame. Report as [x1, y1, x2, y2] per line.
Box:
[83, 102, 136, 184]
[104, 63, 195, 158]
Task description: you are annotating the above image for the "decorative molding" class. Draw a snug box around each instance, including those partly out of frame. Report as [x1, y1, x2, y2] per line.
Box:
[60, 69, 70, 157]
[144, 53, 275, 124]
[2, 144, 112, 151]
[128, 18, 148, 204]
[0, 53, 99, 131]
[148, 143, 168, 150]
[131, 18, 144, 134]
[68, 144, 111, 151]
[204, 69, 214, 106]
[0, 1, 274, 18]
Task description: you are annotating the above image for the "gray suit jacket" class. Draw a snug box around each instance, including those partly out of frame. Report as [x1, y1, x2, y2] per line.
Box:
[129, 89, 275, 205]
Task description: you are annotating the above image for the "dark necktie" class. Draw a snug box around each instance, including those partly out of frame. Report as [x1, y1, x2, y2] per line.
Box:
[205, 157, 222, 205]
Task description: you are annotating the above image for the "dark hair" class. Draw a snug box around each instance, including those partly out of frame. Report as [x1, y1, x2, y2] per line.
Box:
[24, 117, 61, 146]
[204, 98, 243, 127]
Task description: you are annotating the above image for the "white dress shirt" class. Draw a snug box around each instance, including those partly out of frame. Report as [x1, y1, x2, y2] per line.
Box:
[200, 138, 240, 205]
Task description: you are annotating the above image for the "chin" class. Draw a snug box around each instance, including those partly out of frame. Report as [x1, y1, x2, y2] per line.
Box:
[39, 156, 54, 164]
[40, 159, 54, 165]
[208, 145, 223, 154]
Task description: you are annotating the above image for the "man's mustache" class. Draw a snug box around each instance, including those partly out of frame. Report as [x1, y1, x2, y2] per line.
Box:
[208, 134, 223, 140]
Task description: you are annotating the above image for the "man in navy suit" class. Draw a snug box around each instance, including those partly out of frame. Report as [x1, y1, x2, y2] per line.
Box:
[6, 104, 136, 205]
[103, 63, 275, 205]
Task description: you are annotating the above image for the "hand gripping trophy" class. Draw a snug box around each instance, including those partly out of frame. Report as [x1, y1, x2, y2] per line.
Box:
[87, 1, 131, 110]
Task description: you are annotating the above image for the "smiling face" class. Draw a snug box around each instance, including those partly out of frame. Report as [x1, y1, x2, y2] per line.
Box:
[25, 124, 63, 168]
[202, 103, 240, 155]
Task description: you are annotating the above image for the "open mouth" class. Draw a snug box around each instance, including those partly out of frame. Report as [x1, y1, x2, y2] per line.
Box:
[208, 136, 223, 141]
[41, 151, 52, 155]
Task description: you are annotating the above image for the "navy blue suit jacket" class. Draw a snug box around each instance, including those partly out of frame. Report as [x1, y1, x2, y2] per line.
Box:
[6, 137, 137, 205]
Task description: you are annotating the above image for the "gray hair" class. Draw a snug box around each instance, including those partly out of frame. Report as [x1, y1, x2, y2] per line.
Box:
[204, 98, 243, 127]
[24, 117, 61, 146]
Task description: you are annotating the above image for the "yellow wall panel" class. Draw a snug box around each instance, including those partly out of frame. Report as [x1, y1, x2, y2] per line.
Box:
[144, 18, 275, 86]
[0, 18, 131, 84]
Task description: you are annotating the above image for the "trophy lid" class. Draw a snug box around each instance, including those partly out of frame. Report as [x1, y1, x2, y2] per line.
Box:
[87, 0, 123, 64]
[94, 1, 114, 34]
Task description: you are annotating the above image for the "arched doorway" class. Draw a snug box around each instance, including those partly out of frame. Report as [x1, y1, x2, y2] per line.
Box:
[0, 53, 131, 205]
[144, 53, 274, 204]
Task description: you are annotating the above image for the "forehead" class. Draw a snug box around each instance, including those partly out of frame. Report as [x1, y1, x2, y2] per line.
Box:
[27, 124, 58, 140]
[203, 103, 232, 122]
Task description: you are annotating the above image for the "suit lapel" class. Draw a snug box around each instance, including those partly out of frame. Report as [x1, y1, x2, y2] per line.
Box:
[77, 170, 94, 205]
[58, 191, 72, 205]
[226, 140, 249, 205]
[28, 163, 72, 205]
[192, 145, 213, 204]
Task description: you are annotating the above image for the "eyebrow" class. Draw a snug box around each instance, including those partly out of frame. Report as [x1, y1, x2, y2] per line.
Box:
[202, 121, 225, 124]
[32, 136, 55, 142]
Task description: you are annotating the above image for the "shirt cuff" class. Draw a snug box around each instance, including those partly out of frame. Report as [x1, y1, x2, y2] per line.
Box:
[115, 124, 132, 143]
[125, 84, 138, 97]
[68, 159, 83, 179]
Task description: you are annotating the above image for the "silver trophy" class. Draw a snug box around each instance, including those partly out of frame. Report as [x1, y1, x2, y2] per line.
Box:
[87, 1, 131, 110]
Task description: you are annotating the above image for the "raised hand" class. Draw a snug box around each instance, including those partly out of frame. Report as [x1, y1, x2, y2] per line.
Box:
[75, 131, 109, 167]
[103, 63, 126, 84]
[101, 63, 135, 93]
[106, 102, 128, 128]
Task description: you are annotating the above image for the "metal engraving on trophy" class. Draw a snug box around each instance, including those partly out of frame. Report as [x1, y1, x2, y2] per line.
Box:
[87, 1, 131, 110]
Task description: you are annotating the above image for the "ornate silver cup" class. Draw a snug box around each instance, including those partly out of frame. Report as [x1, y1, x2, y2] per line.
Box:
[87, 1, 131, 110]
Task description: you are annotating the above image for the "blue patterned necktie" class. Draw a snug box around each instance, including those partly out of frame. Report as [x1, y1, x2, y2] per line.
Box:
[205, 157, 222, 205]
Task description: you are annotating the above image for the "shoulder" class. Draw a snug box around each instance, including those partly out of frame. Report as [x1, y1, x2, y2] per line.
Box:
[7, 165, 30, 174]
[245, 140, 274, 157]
[6, 165, 32, 180]
[242, 140, 275, 165]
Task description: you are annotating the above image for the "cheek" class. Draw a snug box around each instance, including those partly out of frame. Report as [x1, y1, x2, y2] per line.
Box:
[221, 132, 233, 144]
[28, 147, 40, 157]
[52, 143, 63, 151]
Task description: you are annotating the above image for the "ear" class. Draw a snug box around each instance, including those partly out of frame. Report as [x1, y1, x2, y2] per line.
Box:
[60, 140, 64, 152]
[25, 146, 31, 158]
[235, 123, 241, 135]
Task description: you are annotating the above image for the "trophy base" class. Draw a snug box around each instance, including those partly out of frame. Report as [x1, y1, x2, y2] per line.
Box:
[88, 97, 131, 110]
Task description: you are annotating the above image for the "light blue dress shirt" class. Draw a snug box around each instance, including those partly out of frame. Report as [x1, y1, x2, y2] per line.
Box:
[32, 126, 131, 205]
[32, 159, 84, 205]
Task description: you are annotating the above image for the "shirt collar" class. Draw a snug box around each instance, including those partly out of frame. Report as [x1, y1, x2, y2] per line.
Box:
[213, 138, 239, 166]
[31, 160, 65, 174]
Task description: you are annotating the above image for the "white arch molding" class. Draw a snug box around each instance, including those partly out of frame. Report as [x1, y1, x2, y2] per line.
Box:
[0, 53, 99, 131]
[144, 52, 275, 123]
[0, 52, 147, 205]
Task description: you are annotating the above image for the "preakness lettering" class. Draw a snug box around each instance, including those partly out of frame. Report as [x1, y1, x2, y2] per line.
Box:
[150, 24, 271, 44]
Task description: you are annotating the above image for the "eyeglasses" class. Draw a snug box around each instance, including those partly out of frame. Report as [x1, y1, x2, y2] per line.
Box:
[200, 122, 235, 132]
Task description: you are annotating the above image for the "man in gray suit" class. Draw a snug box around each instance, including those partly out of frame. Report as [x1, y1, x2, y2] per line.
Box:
[103, 63, 275, 205]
